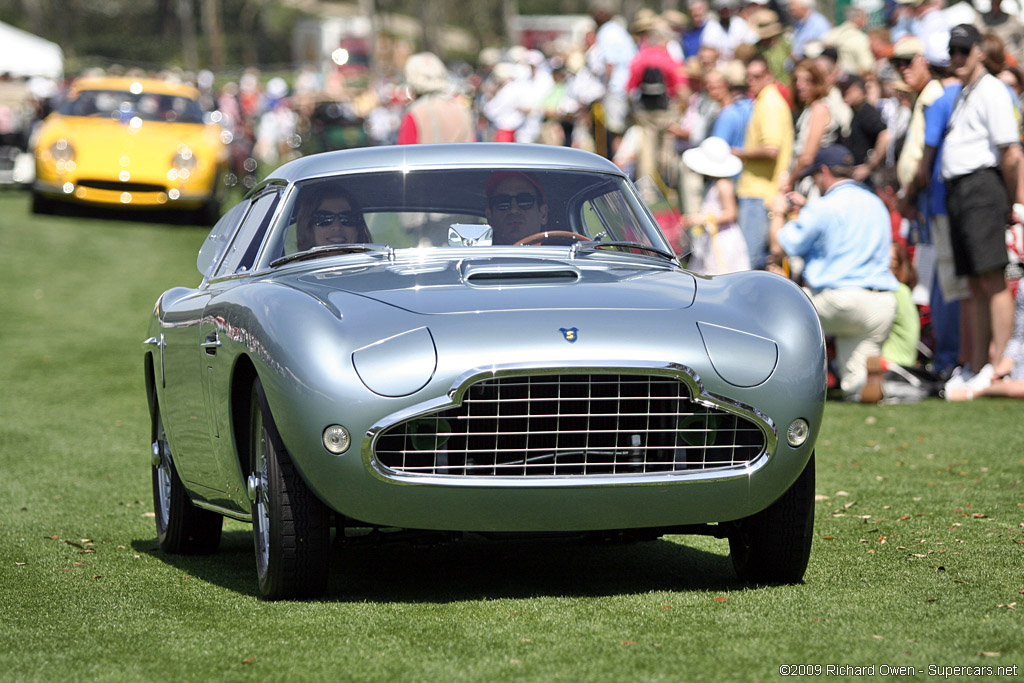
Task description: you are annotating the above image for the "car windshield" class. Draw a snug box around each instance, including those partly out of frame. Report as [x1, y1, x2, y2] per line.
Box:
[258, 168, 670, 268]
[59, 89, 205, 124]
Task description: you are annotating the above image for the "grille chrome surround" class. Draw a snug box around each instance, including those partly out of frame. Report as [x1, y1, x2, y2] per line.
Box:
[369, 366, 771, 482]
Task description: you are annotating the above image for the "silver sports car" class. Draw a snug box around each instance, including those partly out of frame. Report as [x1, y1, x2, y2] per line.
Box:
[144, 143, 826, 599]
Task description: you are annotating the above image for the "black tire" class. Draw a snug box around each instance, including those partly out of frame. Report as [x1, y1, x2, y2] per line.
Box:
[194, 166, 228, 225]
[194, 195, 221, 226]
[728, 454, 815, 584]
[250, 378, 330, 599]
[151, 403, 222, 554]
[31, 192, 55, 215]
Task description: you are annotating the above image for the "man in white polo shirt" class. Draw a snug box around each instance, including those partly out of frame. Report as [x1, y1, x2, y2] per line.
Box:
[941, 23, 1023, 390]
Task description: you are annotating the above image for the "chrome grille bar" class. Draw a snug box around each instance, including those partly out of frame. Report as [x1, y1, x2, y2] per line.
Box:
[373, 374, 765, 478]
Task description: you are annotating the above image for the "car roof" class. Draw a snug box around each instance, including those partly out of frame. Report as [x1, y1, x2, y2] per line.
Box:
[265, 143, 625, 184]
[67, 77, 201, 100]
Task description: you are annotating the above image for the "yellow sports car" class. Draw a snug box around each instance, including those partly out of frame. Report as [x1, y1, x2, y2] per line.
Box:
[32, 77, 229, 222]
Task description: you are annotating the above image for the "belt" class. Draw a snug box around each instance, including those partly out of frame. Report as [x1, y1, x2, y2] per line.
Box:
[946, 167, 999, 186]
[809, 286, 892, 295]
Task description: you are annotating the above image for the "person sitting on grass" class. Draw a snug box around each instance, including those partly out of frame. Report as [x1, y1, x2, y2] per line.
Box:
[946, 284, 1024, 401]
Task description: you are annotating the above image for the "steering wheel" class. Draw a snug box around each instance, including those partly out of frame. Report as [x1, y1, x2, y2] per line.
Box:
[514, 230, 591, 246]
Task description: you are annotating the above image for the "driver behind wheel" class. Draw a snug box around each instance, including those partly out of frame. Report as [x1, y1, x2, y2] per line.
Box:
[485, 171, 548, 244]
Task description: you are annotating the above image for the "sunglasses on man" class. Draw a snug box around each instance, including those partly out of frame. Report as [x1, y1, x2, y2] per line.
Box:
[313, 210, 362, 228]
[948, 45, 973, 57]
[489, 192, 538, 211]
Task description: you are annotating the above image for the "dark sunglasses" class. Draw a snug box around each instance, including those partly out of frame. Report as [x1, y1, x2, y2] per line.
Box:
[313, 210, 361, 228]
[949, 45, 973, 57]
[489, 192, 538, 211]
[890, 57, 912, 70]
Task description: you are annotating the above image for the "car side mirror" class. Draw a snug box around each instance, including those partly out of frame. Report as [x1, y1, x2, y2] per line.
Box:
[448, 224, 493, 247]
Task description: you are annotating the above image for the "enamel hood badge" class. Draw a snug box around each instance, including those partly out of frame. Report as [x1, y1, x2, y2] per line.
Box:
[560, 327, 579, 343]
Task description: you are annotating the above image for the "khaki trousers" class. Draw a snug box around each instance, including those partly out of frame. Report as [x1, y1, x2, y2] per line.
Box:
[809, 287, 898, 401]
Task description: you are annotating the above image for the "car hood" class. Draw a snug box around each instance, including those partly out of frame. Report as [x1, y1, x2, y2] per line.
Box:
[42, 115, 217, 162]
[292, 254, 697, 314]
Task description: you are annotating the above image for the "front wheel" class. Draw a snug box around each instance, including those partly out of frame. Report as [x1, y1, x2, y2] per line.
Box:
[250, 378, 330, 599]
[31, 191, 56, 215]
[151, 404, 222, 553]
[728, 454, 815, 584]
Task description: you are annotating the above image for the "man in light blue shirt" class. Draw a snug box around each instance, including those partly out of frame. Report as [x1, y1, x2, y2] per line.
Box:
[769, 145, 898, 401]
[788, 0, 832, 62]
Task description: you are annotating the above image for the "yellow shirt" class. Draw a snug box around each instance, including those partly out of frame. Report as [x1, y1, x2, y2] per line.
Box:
[737, 84, 794, 203]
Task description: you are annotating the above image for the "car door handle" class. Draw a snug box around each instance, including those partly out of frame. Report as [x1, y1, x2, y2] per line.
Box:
[201, 331, 221, 355]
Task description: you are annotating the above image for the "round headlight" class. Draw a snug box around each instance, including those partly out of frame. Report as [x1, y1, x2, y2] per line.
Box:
[786, 419, 810, 447]
[171, 144, 197, 172]
[323, 425, 351, 454]
[50, 139, 75, 163]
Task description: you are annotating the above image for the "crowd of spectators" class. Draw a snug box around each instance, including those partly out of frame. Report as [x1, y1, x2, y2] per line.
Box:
[5, 0, 1024, 403]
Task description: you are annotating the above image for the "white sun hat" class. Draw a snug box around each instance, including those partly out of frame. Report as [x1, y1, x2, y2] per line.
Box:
[682, 136, 743, 178]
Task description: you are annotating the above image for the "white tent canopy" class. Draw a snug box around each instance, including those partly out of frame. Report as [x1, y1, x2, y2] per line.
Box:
[0, 21, 63, 79]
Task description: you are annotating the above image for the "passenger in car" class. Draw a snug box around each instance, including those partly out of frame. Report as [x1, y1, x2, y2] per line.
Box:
[484, 171, 549, 244]
[295, 185, 372, 251]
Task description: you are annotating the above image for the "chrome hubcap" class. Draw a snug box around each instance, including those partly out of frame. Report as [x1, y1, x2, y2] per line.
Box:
[154, 418, 172, 530]
[246, 475, 260, 503]
[253, 410, 270, 576]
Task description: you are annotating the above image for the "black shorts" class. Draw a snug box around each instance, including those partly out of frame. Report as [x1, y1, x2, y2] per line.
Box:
[946, 167, 1010, 277]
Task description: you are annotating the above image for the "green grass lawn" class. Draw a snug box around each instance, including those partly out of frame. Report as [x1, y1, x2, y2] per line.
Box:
[0, 191, 1021, 681]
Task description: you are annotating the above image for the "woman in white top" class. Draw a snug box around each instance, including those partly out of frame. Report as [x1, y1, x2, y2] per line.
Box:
[680, 136, 751, 274]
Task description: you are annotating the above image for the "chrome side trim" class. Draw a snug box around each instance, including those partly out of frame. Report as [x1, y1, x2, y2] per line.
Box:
[362, 360, 777, 488]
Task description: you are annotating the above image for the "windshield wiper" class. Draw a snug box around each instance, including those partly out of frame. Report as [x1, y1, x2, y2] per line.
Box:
[270, 243, 392, 268]
[572, 240, 677, 262]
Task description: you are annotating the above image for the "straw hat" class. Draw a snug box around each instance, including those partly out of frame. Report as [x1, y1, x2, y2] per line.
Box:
[663, 9, 691, 30]
[632, 8, 658, 33]
[682, 137, 743, 178]
[404, 52, 448, 96]
[750, 9, 784, 41]
[722, 59, 747, 88]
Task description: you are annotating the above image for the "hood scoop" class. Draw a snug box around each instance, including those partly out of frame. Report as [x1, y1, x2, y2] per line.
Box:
[462, 261, 581, 287]
[312, 255, 695, 314]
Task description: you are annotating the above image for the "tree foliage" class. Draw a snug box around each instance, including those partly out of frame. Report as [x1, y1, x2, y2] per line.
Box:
[0, 0, 649, 73]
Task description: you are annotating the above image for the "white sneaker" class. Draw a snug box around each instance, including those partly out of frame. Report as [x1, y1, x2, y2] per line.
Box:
[944, 366, 974, 391]
[964, 363, 994, 391]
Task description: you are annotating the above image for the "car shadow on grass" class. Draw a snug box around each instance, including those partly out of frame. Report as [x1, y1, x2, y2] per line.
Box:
[32, 196, 216, 227]
[135, 529, 747, 602]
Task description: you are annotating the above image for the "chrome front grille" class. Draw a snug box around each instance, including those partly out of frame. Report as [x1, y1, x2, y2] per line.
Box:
[372, 373, 766, 478]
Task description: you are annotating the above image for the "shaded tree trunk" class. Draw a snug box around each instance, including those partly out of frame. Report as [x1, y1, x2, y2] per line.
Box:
[240, 0, 262, 68]
[358, 0, 378, 73]
[157, 0, 176, 40]
[201, 0, 226, 72]
[18, 0, 45, 37]
[54, 0, 75, 60]
[417, 1, 444, 55]
[177, 0, 199, 72]
[502, 0, 517, 48]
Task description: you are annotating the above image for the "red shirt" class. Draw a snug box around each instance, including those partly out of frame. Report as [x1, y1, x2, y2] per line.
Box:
[626, 46, 686, 100]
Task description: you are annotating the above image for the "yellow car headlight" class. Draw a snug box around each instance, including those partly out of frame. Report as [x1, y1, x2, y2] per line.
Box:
[169, 144, 197, 181]
[46, 139, 76, 172]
